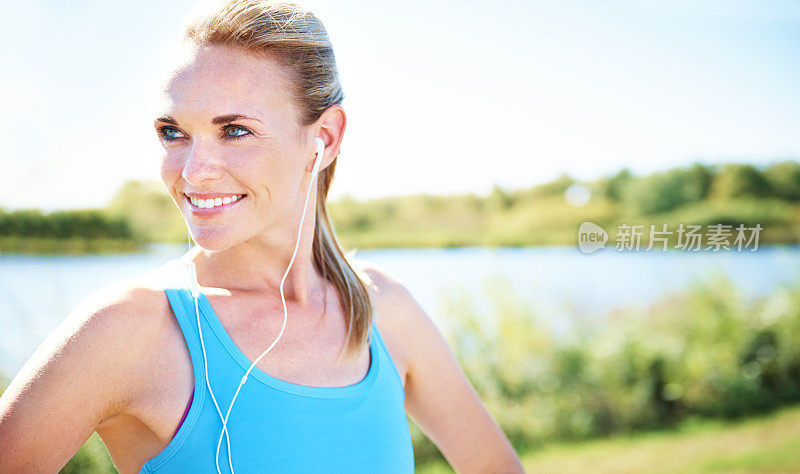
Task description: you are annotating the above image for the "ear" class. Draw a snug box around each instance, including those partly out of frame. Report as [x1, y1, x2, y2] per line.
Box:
[307, 104, 346, 174]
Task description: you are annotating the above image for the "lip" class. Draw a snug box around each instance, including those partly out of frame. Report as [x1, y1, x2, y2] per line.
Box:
[185, 192, 245, 199]
[184, 193, 247, 218]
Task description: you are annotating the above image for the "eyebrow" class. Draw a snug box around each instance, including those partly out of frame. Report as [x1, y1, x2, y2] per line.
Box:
[155, 116, 178, 125]
[154, 114, 263, 125]
[212, 114, 263, 125]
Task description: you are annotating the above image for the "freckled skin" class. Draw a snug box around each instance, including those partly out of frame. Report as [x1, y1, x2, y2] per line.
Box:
[156, 43, 319, 252]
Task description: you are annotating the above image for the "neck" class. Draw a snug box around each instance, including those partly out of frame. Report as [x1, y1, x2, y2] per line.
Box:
[189, 203, 323, 308]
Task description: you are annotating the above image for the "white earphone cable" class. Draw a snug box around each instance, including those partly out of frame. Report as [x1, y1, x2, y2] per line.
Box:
[187, 140, 323, 474]
[186, 230, 235, 474]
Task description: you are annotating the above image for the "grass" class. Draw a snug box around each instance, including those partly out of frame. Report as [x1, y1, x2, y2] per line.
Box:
[416, 403, 800, 473]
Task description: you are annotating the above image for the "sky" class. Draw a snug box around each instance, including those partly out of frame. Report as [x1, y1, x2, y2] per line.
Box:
[1, 0, 799, 211]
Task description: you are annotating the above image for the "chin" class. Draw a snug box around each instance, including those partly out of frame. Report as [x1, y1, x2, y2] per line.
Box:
[187, 225, 240, 252]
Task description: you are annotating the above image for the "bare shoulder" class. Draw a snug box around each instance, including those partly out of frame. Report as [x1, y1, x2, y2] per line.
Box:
[0, 271, 174, 472]
[7, 267, 176, 415]
[349, 258, 442, 372]
[350, 258, 403, 296]
[349, 257, 421, 323]
[41, 274, 173, 404]
[74, 258, 188, 349]
[69, 272, 172, 346]
[75, 276, 168, 325]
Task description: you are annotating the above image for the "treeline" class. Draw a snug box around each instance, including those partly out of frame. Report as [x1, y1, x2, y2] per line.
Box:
[0, 209, 140, 254]
[1, 160, 799, 253]
[329, 160, 800, 247]
[0, 181, 187, 254]
[598, 161, 800, 213]
[0, 209, 132, 239]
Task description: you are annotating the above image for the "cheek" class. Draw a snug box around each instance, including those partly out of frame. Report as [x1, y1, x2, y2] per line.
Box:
[159, 150, 184, 185]
[226, 144, 281, 189]
[159, 150, 191, 210]
[223, 147, 260, 171]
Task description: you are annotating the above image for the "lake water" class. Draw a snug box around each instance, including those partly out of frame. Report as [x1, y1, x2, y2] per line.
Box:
[2, 244, 799, 379]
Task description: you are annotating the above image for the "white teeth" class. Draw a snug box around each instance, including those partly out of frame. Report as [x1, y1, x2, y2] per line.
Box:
[189, 194, 244, 209]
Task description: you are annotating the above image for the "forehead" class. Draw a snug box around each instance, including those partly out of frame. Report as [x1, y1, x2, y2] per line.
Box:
[159, 43, 298, 122]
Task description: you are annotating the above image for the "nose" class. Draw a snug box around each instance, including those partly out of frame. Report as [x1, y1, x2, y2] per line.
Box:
[181, 137, 223, 185]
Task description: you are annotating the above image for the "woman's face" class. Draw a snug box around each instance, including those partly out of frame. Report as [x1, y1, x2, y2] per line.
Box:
[155, 43, 314, 250]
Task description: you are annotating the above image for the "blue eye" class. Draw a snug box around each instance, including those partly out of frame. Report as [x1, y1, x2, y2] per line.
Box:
[158, 126, 185, 141]
[224, 125, 250, 139]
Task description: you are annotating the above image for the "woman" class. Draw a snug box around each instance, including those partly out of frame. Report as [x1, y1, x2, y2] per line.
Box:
[0, 1, 523, 472]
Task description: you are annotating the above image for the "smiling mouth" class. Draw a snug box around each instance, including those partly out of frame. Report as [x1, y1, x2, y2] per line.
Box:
[185, 193, 247, 209]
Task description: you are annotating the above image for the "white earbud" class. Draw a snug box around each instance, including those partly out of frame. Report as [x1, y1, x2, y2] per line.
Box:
[311, 137, 325, 179]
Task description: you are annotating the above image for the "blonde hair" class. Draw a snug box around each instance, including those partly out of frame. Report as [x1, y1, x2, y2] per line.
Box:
[184, 0, 373, 359]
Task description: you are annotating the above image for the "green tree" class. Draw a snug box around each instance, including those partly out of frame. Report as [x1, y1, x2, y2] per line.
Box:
[534, 172, 575, 198]
[710, 163, 771, 200]
[106, 180, 187, 243]
[623, 165, 713, 215]
[764, 160, 800, 201]
[488, 184, 515, 210]
[685, 162, 713, 200]
[603, 168, 633, 202]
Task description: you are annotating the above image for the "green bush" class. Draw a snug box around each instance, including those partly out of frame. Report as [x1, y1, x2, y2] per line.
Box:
[711, 163, 773, 200]
[621, 164, 713, 215]
[602, 168, 633, 202]
[412, 270, 800, 461]
[0, 209, 133, 240]
[60, 432, 117, 474]
[764, 161, 800, 202]
[105, 180, 187, 244]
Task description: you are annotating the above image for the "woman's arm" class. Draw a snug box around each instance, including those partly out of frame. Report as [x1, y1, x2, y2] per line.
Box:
[366, 266, 524, 474]
[0, 283, 151, 473]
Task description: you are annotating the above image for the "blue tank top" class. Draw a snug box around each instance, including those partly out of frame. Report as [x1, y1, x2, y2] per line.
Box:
[138, 287, 415, 473]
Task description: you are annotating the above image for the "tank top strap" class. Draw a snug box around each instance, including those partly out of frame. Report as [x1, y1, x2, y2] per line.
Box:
[160, 289, 208, 436]
[370, 323, 406, 401]
[163, 288, 204, 363]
